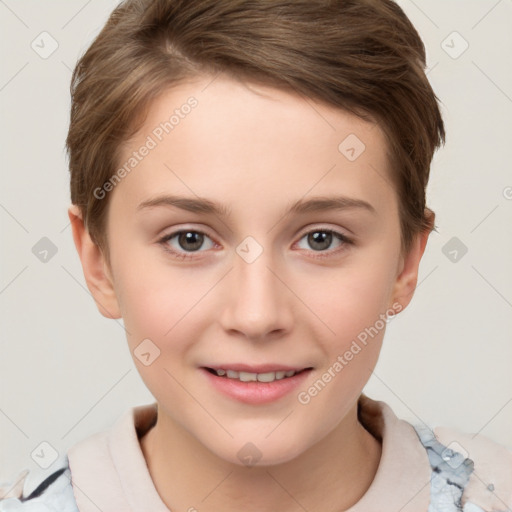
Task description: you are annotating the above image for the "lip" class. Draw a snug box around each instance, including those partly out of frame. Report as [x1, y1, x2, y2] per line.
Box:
[200, 366, 313, 405]
[203, 363, 308, 373]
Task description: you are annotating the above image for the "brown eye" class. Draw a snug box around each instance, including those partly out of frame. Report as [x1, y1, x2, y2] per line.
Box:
[159, 230, 215, 260]
[176, 231, 205, 251]
[296, 229, 353, 258]
[307, 231, 334, 251]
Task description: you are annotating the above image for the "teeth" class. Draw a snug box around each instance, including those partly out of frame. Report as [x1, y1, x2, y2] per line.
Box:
[213, 368, 300, 382]
[257, 372, 277, 382]
[239, 371, 257, 382]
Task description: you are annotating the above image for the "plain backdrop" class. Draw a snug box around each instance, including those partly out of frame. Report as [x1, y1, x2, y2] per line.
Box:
[1, 0, 511, 480]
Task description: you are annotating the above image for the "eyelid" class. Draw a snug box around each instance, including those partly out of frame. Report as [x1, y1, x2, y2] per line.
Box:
[295, 223, 351, 239]
[157, 224, 217, 243]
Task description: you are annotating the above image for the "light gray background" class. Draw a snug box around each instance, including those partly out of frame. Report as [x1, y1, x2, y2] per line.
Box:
[1, 0, 511, 481]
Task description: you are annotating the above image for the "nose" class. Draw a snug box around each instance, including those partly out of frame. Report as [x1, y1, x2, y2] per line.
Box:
[219, 247, 294, 341]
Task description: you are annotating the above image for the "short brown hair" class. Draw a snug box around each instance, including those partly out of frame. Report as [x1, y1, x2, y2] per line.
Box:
[66, 0, 445, 261]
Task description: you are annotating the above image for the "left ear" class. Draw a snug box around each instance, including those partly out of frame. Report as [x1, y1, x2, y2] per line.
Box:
[390, 212, 434, 311]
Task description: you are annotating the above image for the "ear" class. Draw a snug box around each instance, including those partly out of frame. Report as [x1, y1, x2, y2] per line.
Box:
[390, 212, 434, 311]
[68, 204, 121, 319]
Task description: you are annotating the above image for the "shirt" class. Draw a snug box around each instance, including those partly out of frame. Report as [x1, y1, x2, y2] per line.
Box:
[1, 394, 511, 511]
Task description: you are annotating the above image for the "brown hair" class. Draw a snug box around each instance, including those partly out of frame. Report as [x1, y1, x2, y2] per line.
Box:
[66, 0, 445, 263]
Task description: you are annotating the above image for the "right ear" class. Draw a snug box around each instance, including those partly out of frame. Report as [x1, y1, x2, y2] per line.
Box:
[68, 204, 121, 319]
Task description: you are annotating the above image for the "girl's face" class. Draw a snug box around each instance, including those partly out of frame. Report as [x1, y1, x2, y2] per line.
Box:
[88, 74, 422, 465]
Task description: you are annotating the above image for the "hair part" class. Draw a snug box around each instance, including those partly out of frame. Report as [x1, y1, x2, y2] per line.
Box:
[66, 0, 445, 266]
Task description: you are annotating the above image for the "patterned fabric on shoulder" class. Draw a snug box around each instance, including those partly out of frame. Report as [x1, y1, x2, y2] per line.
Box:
[0, 456, 78, 512]
[413, 423, 512, 512]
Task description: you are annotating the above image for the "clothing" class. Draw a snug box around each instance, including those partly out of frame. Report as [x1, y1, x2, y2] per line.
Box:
[1, 394, 511, 511]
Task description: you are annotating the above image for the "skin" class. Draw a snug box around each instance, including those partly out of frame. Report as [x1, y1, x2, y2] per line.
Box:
[69, 74, 431, 511]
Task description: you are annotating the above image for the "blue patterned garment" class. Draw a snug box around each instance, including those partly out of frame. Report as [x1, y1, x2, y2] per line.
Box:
[0, 462, 78, 512]
[412, 424, 511, 512]
[413, 424, 477, 512]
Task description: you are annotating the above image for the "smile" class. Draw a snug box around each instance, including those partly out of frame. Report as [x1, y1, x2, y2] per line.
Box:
[205, 368, 306, 382]
[201, 366, 313, 404]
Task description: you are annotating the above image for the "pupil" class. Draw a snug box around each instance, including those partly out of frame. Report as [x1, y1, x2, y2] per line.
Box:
[309, 231, 331, 251]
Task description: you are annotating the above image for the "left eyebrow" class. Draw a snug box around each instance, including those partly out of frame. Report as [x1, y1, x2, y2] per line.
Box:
[136, 194, 377, 218]
[286, 195, 377, 216]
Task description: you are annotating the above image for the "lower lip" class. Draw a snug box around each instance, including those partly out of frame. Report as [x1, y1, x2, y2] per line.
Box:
[200, 368, 312, 405]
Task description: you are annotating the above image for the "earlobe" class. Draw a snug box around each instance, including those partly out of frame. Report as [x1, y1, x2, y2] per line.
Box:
[67, 205, 121, 319]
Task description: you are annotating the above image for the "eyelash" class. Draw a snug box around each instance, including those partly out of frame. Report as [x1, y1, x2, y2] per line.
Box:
[157, 227, 354, 261]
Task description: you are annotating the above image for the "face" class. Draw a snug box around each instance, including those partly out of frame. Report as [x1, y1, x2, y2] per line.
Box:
[78, 74, 422, 466]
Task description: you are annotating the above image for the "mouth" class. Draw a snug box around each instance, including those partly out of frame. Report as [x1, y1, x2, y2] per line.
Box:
[200, 364, 314, 404]
[204, 367, 312, 382]
[202, 366, 313, 383]
[200, 365, 313, 404]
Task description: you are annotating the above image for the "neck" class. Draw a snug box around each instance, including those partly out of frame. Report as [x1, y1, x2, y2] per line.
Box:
[140, 400, 382, 512]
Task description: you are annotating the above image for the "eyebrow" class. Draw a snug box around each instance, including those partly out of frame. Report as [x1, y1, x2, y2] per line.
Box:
[136, 194, 376, 217]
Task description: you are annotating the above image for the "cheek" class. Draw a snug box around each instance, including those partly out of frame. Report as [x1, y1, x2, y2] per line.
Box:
[114, 254, 218, 360]
[294, 262, 394, 432]
[113, 264, 204, 396]
[112, 253, 189, 346]
[305, 257, 397, 346]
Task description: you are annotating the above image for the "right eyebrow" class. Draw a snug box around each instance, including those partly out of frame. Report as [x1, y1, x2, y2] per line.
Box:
[137, 195, 232, 217]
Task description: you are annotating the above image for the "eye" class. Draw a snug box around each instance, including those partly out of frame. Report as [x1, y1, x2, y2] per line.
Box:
[158, 229, 216, 260]
[295, 228, 353, 258]
[158, 227, 353, 261]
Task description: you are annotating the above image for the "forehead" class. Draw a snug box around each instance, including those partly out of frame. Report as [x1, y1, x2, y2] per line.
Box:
[110, 74, 396, 221]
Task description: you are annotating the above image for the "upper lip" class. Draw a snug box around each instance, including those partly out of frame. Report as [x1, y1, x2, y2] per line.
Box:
[202, 364, 312, 373]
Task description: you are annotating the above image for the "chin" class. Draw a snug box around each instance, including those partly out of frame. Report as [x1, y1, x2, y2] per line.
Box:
[208, 433, 310, 469]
